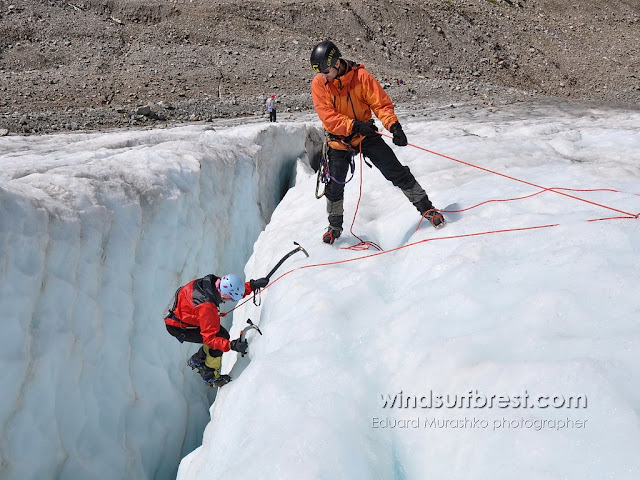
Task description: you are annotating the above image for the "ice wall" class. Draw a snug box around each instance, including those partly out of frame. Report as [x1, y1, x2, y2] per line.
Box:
[0, 123, 322, 480]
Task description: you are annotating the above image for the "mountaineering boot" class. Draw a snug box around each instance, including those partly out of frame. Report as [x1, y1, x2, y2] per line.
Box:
[322, 214, 343, 244]
[322, 226, 343, 244]
[187, 346, 207, 372]
[200, 367, 232, 387]
[423, 209, 445, 229]
[413, 196, 445, 229]
[198, 348, 231, 387]
[211, 375, 232, 387]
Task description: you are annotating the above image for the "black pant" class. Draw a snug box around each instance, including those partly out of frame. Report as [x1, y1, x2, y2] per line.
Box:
[269, 110, 276, 122]
[166, 324, 230, 357]
[325, 134, 417, 202]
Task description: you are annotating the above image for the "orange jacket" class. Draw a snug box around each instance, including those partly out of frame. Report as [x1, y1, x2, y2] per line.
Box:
[311, 61, 399, 150]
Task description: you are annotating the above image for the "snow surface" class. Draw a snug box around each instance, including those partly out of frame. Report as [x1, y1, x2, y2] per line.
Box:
[1, 101, 640, 480]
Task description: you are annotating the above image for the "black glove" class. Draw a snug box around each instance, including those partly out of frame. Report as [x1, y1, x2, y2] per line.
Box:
[230, 338, 249, 355]
[390, 122, 408, 146]
[352, 119, 378, 138]
[249, 277, 268, 291]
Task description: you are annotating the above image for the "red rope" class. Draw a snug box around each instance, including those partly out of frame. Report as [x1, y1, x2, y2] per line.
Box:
[221, 207, 637, 316]
[240, 212, 636, 304]
[378, 132, 639, 219]
[415, 187, 638, 232]
[341, 144, 382, 251]
[221, 136, 639, 315]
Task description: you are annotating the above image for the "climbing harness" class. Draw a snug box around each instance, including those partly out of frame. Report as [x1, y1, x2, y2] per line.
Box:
[315, 138, 357, 199]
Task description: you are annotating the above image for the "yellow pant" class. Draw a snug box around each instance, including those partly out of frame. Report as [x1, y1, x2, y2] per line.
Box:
[203, 345, 222, 376]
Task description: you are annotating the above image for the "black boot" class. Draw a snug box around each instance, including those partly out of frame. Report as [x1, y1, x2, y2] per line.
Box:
[187, 347, 207, 372]
[322, 226, 343, 244]
[414, 196, 445, 229]
[423, 210, 445, 228]
[200, 367, 231, 387]
[322, 214, 343, 244]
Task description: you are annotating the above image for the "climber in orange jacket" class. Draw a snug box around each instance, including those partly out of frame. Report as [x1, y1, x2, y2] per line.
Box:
[310, 40, 445, 244]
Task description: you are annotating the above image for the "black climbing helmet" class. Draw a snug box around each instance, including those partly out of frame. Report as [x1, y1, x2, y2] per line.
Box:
[310, 40, 341, 74]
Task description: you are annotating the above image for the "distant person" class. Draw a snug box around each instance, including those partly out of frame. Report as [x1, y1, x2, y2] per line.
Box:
[164, 273, 268, 387]
[309, 40, 444, 244]
[266, 94, 277, 122]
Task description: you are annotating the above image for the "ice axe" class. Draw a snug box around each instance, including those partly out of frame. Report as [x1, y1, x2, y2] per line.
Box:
[252, 241, 309, 305]
[265, 241, 309, 281]
[238, 319, 262, 357]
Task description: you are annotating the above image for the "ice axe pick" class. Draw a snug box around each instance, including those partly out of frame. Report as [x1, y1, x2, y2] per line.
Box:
[238, 319, 262, 358]
[265, 241, 309, 281]
[252, 241, 309, 305]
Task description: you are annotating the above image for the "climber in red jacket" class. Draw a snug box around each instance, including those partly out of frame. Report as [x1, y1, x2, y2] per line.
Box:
[164, 273, 268, 387]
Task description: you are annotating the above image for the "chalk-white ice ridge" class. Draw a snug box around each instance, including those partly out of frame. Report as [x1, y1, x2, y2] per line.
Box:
[0, 122, 322, 480]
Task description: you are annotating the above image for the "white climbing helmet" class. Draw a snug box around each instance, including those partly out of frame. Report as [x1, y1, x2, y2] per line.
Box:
[219, 274, 244, 301]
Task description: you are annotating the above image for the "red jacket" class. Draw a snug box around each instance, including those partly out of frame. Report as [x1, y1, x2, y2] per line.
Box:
[164, 274, 252, 352]
[311, 61, 399, 151]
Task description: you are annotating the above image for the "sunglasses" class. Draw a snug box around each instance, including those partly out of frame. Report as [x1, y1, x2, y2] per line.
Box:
[320, 65, 337, 75]
[313, 63, 336, 75]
